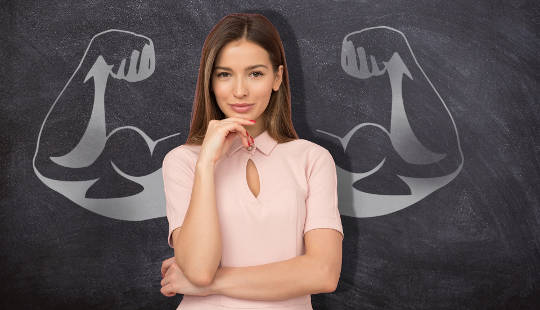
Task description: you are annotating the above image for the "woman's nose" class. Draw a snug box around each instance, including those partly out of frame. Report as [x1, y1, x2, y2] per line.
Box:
[233, 78, 248, 97]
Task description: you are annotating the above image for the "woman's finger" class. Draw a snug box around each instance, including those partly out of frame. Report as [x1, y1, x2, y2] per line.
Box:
[227, 123, 251, 147]
[218, 122, 249, 147]
[160, 284, 176, 297]
[222, 118, 255, 141]
[160, 277, 166, 286]
[161, 257, 175, 277]
[161, 257, 174, 276]
[223, 117, 257, 126]
[164, 263, 179, 279]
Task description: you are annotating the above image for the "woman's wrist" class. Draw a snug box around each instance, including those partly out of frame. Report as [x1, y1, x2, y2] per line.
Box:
[206, 267, 225, 296]
[196, 157, 215, 170]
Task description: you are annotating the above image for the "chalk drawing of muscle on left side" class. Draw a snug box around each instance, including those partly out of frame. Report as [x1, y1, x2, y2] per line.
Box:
[32, 29, 180, 221]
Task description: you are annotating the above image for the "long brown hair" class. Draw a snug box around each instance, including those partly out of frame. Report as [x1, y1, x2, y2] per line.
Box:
[185, 13, 298, 145]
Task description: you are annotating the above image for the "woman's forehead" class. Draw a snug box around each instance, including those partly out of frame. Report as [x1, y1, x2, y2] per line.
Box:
[215, 41, 271, 68]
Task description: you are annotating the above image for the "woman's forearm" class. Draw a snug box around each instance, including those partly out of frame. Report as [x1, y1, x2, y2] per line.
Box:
[207, 254, 332, 301]
[174, 159, 222, 286]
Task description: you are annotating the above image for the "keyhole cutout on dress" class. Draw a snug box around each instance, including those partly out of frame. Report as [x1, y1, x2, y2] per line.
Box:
[246, 159, 260, 199]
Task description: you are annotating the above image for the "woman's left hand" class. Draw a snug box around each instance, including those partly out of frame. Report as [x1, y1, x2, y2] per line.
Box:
[160, 257, 212, 297]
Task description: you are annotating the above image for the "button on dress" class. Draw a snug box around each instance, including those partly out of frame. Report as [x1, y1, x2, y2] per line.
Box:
[162, 129, 344, 310]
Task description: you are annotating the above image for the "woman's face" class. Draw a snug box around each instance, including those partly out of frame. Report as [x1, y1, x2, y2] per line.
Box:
[211, 39, 283, 132]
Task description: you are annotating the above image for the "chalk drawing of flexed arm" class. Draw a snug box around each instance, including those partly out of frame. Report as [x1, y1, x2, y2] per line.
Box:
[51, 30, 156, 168]
[318, 26, 464, 218]
[33, 30, 180, 221]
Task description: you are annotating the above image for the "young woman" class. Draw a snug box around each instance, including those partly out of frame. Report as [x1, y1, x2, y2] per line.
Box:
[160, 13, 344, 310]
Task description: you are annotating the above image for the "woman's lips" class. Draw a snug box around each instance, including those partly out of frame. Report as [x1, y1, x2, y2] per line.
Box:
[230, 104, 254, 113]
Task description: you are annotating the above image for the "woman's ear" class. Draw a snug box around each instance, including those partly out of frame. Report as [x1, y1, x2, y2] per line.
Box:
[273, 65, 283, 91]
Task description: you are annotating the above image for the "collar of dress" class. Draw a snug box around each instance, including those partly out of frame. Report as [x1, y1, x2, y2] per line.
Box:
[226, 129, 278, 157]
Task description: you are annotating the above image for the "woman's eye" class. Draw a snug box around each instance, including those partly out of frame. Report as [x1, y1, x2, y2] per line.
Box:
[251, 71, 264, 78]
[216, 71, 264, 78]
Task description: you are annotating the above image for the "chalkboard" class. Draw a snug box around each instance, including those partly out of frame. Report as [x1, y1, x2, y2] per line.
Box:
[1, 0, 539, 309]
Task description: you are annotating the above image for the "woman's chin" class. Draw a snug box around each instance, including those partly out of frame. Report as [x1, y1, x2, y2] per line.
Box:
[231, 112, 255, 119]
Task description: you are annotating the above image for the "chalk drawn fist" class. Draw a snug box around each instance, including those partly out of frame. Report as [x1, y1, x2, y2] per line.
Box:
[82, 30, 155, 83]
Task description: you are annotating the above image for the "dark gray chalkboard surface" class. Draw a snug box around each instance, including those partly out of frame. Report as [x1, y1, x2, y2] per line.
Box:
[1, 0, 539, 309]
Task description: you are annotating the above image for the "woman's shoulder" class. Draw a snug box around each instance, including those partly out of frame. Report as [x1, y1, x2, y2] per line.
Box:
[286, 137, 329, 152]
[180, 143, 202, 153]
[281, 138, 332, 160]
[163, 144, 201, 166]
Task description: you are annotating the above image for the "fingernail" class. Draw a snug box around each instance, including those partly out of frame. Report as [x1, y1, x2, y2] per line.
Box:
[250, 120, 256, 123]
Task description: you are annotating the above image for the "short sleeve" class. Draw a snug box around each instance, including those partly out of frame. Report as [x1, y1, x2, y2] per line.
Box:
[162, 147, 195, 248]
[304, 146, 344, 239]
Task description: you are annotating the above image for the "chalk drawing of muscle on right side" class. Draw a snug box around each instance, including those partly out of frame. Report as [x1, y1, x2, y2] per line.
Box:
[317, 26, 464, 217]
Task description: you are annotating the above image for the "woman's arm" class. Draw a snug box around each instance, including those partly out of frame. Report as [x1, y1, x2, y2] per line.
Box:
[161, 228, 342, 299]
[172, 158, 222, 286]
[206, 229, 343, 300]
[208, 255, 329, 300]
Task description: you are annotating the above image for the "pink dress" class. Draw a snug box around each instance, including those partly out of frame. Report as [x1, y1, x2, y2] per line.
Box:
[162, 129, 344, 310]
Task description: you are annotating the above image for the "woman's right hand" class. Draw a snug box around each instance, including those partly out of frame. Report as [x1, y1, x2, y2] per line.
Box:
[199, 117, 256, 165]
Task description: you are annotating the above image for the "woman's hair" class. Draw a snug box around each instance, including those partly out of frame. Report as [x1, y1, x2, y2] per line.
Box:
[185, 13, 298, 145]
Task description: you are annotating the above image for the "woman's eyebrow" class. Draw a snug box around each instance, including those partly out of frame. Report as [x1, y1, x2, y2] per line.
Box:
[214, 64, 268, 71]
